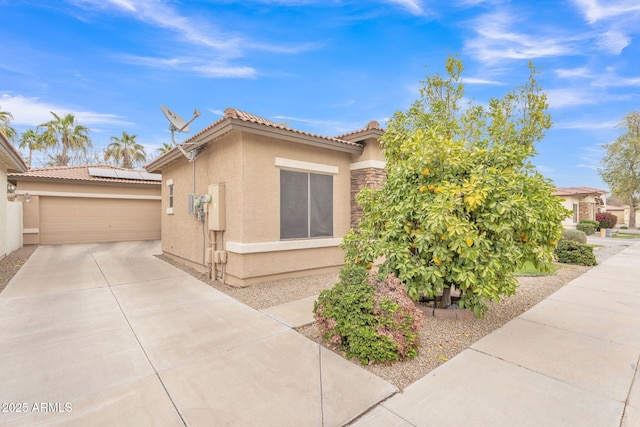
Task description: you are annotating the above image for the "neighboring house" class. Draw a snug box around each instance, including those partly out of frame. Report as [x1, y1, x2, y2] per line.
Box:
[605, 204, 626, 226]
[553, 187, 607, 228]
[145, 108, 385, 287]
[9, 165, 161, 245]
[1, 131, 28, 258]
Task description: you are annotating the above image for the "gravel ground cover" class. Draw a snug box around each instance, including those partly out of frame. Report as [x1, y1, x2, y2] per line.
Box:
[159, 242, 632, 390]
[0, 246, 37, 293]
[1, 241, 634, 390]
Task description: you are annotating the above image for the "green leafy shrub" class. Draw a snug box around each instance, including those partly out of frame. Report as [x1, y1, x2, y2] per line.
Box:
[596, 212, 618, 229]
[560, 228, 587, 244]
[577, 220, 598, 235]
[554, 240, 597, 266]
[343, 57, 569, 318]
[313, 265, 425, 364]
[621, 225, 629, 229]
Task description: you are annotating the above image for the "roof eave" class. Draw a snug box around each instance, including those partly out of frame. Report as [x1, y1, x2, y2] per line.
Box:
[144, 118, 363, 173]
[340, 128, 385, 143]
[0, 133, 28, 173]
[231, 119, 363, 154]
[8, 174, 160, 187]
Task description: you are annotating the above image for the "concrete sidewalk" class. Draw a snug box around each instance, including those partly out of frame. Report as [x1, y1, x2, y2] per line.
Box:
[353, 242, 640, 426]
[0, 241, 396, 426]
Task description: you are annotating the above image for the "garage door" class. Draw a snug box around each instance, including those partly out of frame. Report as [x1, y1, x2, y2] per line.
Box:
[39, 197, 161, 244]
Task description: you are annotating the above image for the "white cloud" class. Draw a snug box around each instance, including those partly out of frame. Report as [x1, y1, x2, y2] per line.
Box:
[544, 88, 598, 109]
[572, 0, 640, 24]
[590, 68, 640, 87]
[464, 11, 575, 64]
[68, 0, 318, 77]
[555, 67, 594, 79]
[553, 118, 619, 130]
[0, 94, 133, 128]
[382, 0, 425, 15]
[596, 30, 631, 54]
[461, 77, 505, 85]
[120, 55, 257, 78]
[576, 144, 605, 170]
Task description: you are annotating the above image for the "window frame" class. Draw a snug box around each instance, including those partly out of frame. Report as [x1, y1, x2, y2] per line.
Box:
[166, 179, 175, 215]
[278, 165, 335, 241]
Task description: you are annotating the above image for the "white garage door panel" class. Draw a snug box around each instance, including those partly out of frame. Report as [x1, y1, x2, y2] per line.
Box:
[40, 197, 160, 244]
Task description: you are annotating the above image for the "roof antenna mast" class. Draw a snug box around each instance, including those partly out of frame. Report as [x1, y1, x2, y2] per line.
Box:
[160, 105, 202, 161]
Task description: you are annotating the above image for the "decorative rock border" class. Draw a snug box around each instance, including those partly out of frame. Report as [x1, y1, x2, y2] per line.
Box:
[418, 305, 476, 320]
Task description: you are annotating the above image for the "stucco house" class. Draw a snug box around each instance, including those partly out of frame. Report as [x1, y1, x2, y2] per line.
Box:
[553, 187, 607, 228]
[1, 131, 28, 258]
[145, 108, 385, 287]
[606, 204, 640, 227]
[9, 165, 161, 245]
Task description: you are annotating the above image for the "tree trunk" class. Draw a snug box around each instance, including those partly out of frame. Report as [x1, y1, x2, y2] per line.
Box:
[630, 196, 637, 229]
[441, 286, 452, 308]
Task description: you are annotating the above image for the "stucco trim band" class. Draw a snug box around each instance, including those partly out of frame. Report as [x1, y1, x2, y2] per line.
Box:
[226, 237, 343, 254]
[349, 160, 386, 171]
[274, 157, 339, 175]
[14, 190, 161, 200]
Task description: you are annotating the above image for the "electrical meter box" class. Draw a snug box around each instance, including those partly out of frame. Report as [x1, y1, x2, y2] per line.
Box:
[208, 183, 226, 231]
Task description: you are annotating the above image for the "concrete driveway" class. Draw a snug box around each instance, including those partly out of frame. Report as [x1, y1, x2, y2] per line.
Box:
[0, 241, 396, 426]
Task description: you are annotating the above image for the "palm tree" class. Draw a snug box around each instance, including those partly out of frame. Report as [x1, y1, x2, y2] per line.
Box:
[157, 142, 174, 155]
[40, 112, 91, 166]
[0, 106, 17, 142]
[18, 128, 48, 167]
[104, 131, 147, 169]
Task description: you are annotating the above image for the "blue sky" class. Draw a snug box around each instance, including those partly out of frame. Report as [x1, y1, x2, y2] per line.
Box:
[1, 0, 639, 192]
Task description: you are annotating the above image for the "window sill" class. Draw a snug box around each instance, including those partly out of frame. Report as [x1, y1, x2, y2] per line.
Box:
[226, 237, 342, 254]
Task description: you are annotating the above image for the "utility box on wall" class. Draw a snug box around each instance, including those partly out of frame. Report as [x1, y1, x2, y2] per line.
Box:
[208, 183, 226, 231]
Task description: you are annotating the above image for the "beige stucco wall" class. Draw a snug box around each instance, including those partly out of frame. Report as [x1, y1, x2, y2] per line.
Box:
[159, 129, 354, 285]
[161, 131, 243, 268]
[557, 196, 580, 228]
[350, 137, 385, 164]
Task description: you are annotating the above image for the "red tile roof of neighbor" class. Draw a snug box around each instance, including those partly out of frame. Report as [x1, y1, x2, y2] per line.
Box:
[552, 187, 607, 196]
[8, 164, 161, 185]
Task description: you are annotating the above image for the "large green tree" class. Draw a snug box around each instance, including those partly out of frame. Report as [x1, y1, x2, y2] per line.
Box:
[344, 57, 569, 317]
[40, 112, 91, 166]
[0, 106, 17, 142]
[599, 112, 640, 229]
[104, 131, 146, 169]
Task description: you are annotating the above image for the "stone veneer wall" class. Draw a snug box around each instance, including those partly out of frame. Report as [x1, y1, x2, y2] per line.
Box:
[350, 167, 387, 229]
[579, 201, 594, 222]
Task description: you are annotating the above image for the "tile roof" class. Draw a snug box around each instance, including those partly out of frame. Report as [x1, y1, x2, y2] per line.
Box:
[335, 120, 384, 140]
[183, 107, 365, 150]
[146, 107, 383, 172]
[8, 164, 160, 185]
[553, 187, 607, 196]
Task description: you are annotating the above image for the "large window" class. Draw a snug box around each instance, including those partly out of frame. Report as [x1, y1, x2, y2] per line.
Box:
[280, 170, 333, 239]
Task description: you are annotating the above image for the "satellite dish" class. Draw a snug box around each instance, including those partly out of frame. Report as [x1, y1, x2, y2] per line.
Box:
[161, 105, 197, 133]
[160, 104, 202, 161]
